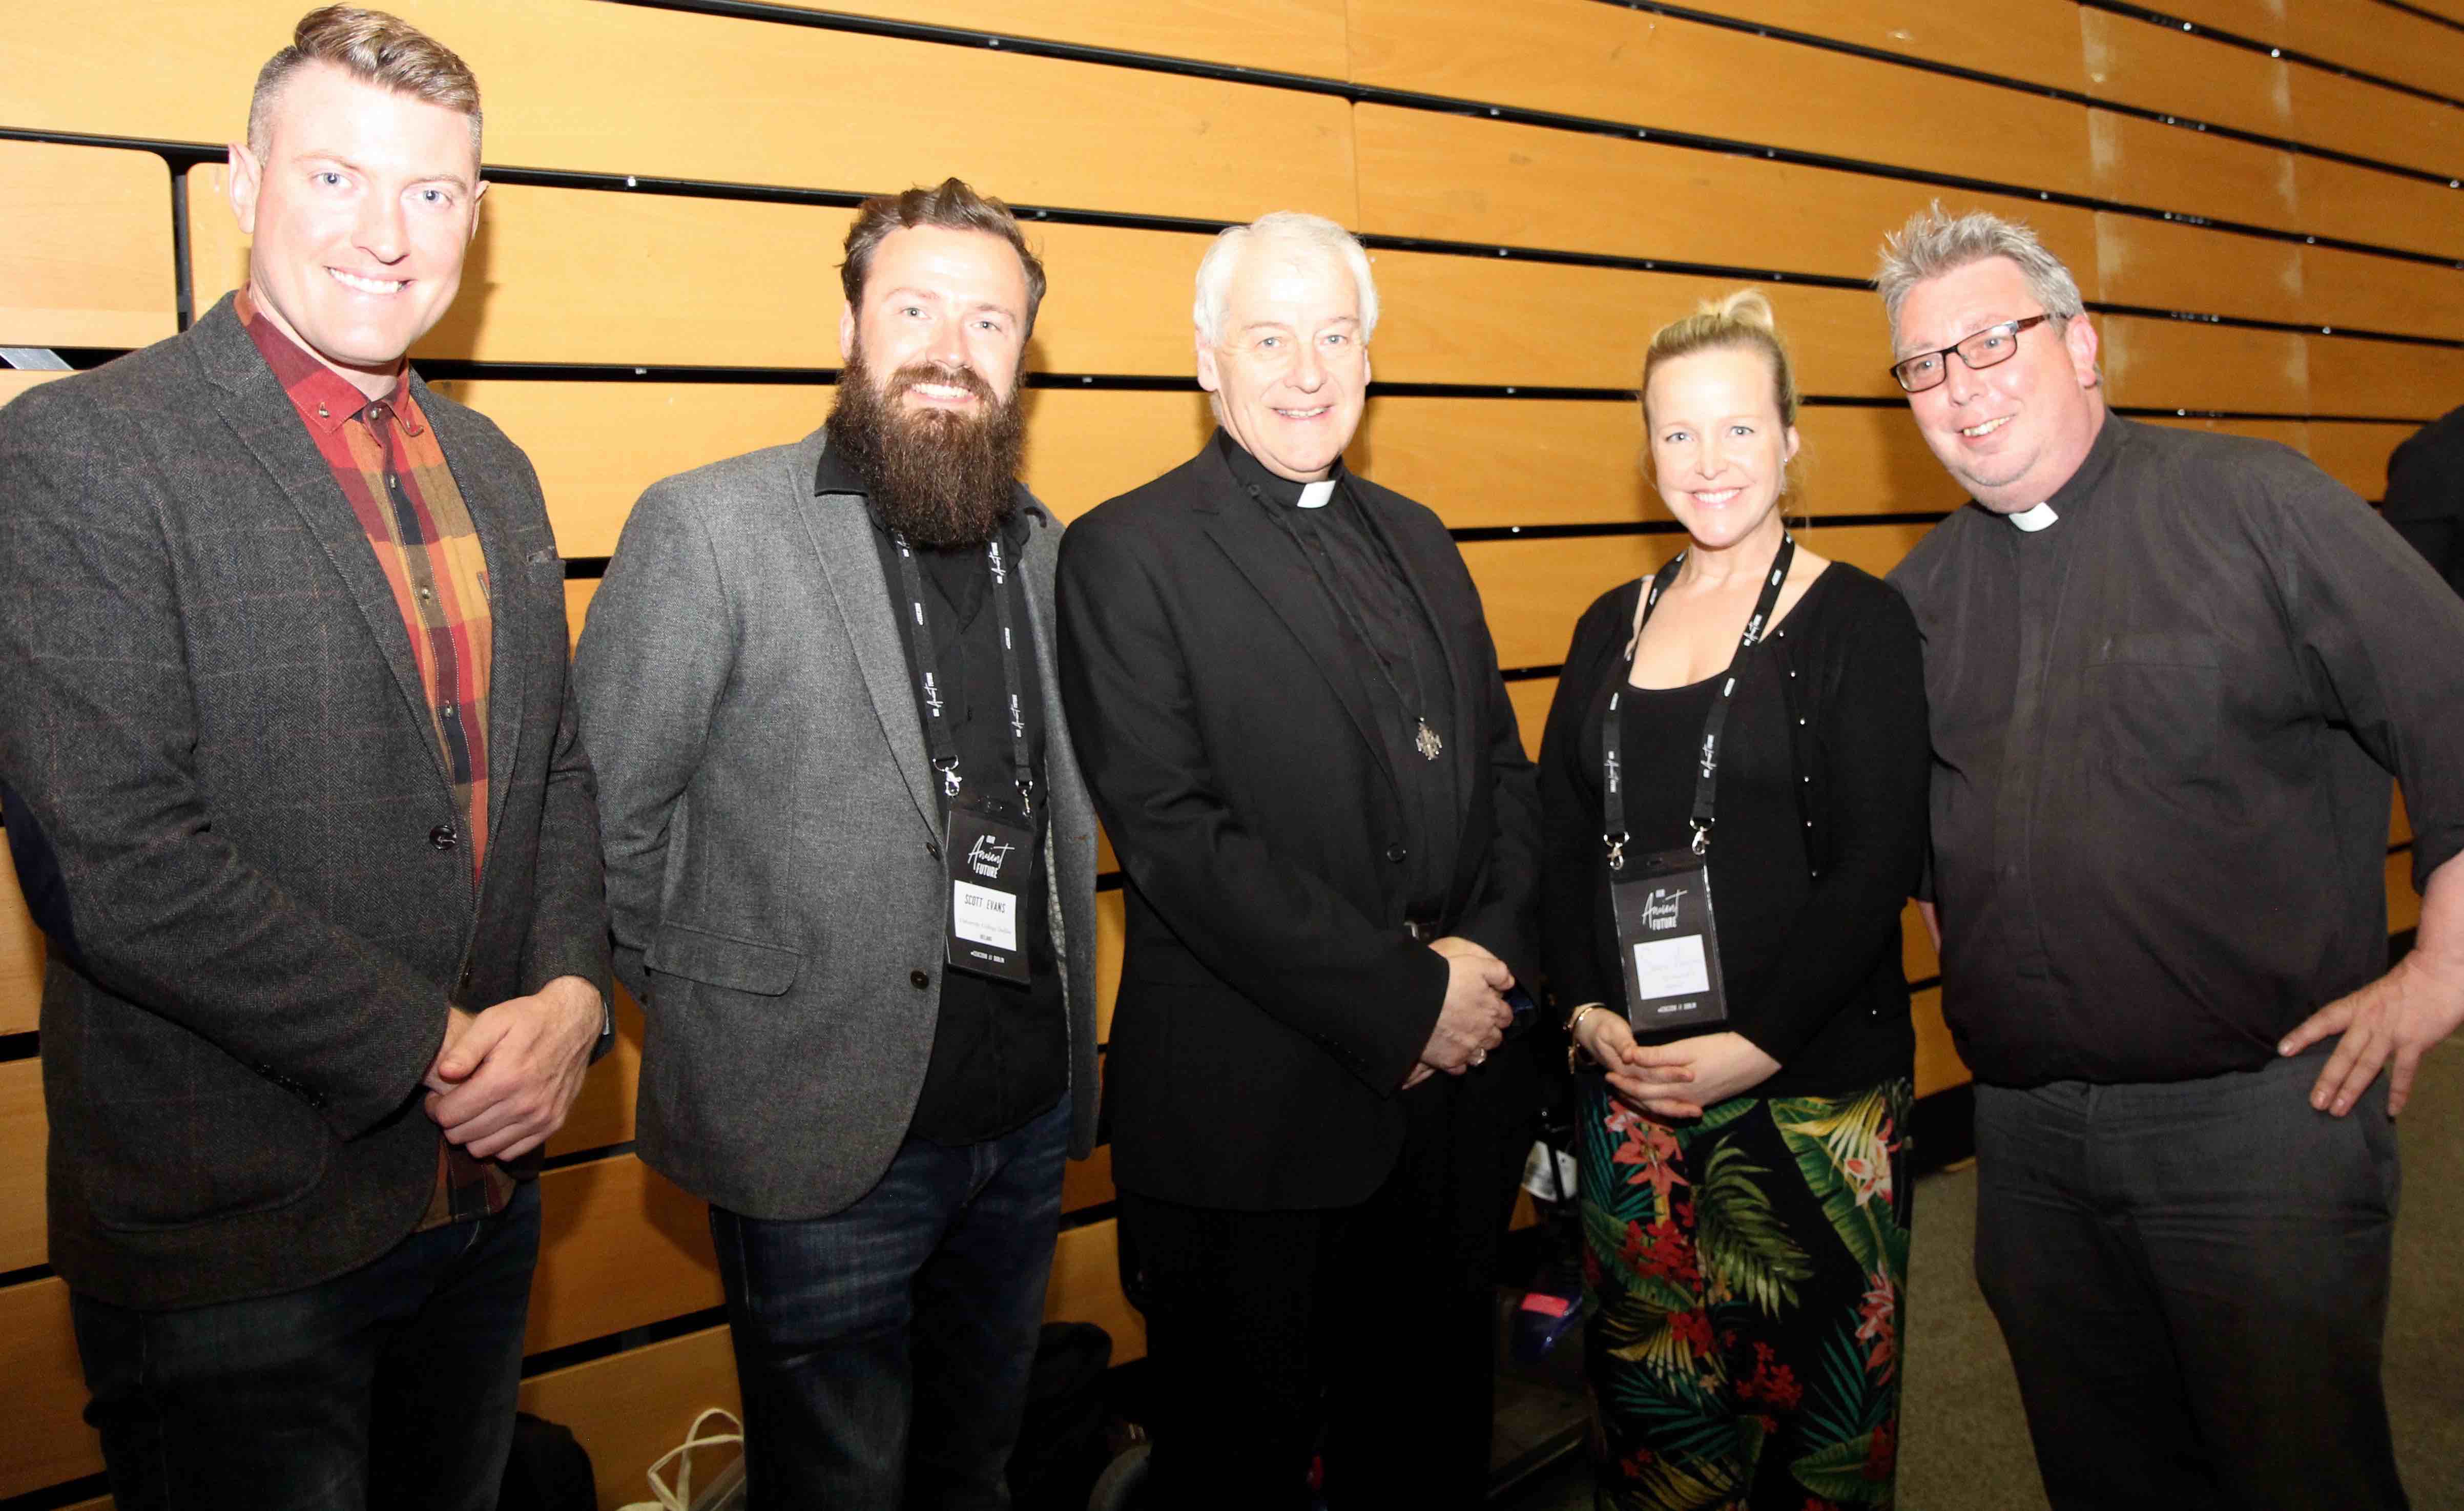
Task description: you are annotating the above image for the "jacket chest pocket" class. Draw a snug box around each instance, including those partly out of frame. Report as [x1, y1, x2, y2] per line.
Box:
[2083, 631, 2220, 780]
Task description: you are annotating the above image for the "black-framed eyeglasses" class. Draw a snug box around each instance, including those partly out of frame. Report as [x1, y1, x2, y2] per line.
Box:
[1888, 314, 2058, 393]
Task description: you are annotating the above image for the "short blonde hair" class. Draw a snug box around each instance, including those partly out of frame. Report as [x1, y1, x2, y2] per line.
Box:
[249, 6, 483, 157]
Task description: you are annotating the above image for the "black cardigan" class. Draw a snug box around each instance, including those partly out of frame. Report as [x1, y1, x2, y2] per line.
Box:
[1537, 562, 1930, 1096]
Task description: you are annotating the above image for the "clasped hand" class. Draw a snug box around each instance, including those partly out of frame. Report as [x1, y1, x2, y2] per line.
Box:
[1573, 1010, 1779, 1121]
[1402, 937, 1514, 1090]
[424, 975, 604, 1160]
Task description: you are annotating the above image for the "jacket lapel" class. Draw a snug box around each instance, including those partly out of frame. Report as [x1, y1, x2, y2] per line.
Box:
[193, 299, 450, 796]
[1189, 447, 1402, 802]
[418, 378, 525, 854]
[798, 432, 940, 835]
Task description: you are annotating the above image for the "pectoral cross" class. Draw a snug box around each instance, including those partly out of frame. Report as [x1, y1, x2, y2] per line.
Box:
[1415, 718, 1444, 761]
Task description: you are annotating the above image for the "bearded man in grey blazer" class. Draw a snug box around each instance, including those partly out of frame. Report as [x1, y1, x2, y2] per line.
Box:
[574, 177, 1099, 1510]
[0, 10, 610, 1509]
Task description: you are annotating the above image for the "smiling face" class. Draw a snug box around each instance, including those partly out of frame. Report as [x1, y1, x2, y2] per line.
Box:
[1893, 256, 2105, 513]
[837, 223, 1030, 418]
[1644, 344, 1800, 555]
[227, 62, 484, 400]
[1196, 246, 1369, 482]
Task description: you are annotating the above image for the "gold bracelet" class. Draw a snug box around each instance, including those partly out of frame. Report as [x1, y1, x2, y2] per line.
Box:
[1565, 1003, 1606, 1063]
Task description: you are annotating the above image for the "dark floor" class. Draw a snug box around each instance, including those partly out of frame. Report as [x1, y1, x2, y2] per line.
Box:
[1492, 1044, 2464, 1510]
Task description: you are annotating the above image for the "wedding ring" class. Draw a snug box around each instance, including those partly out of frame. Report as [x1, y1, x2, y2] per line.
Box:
[1472, 1049, 1487, 1066]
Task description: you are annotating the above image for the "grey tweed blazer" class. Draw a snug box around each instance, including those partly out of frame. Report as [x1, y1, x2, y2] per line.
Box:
[572, 426, 1101, 1220]
[0, 296, 610, 1310]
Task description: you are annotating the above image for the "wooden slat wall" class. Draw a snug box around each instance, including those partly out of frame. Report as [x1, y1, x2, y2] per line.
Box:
[3, 0, 2455, 1503]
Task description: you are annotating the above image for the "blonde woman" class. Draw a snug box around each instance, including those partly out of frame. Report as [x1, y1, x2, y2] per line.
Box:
[1536, 292, 1929, 1508]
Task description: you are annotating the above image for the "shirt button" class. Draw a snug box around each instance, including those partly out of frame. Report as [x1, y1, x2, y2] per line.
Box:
[429, 824, 458, 851]
[419, 585, 432, 601]
[386, 473, 399, 489]
[910, 968, 930, 989]
[925, 839, 942, 860]
[441, 700, 456, 716]
[1384, 844, 1407, 863]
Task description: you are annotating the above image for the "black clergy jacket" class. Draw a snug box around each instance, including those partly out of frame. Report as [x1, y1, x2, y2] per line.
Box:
[1055, 433, 1542, 1211]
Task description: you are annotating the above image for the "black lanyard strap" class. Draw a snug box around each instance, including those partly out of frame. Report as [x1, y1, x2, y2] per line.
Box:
[1601, 533, 1796, 868]
[892, 529, 1038, 814]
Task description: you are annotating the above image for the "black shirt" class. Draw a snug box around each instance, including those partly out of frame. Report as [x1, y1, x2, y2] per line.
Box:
[1216, 430, 1461, 916]
[819, 445, 1066, 1145]
[1890, 414, 2464, 1088]
[2385, 403, 2464, 599]
[1538, 565, 1927, 1096]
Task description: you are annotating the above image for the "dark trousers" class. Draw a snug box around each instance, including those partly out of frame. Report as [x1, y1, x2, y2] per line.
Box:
[710, 1095, 1071, 1511]
[1120, 1071, 1531, 1511]
[70, 1179, 541, 1511]
[1972, 1053, 2408, 1511]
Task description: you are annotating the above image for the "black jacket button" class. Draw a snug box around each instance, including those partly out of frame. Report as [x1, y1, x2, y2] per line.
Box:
[925, 840, 942, 861]
[1384, 844, 1407, 863]
[910, 968, 930, 989]
[429, 824, 458, 851]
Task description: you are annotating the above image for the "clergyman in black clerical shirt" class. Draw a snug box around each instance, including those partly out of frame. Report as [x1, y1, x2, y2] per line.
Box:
[1877, 204, 2464, 1511]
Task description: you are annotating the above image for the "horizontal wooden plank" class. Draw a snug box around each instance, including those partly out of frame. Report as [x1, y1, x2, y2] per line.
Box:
[1353, 105, 2102, 288]
[1349, 0, 2092, 199]
[2286, 0, 2464, 104]
[782, 0, 1349, 77]
[528, 1153, 722, 1356]
[2142, 0, 2287, 46]
[2100, 315, 2310, 413]
[1680, 0, 2088, 95]
[1044, 1215, 1144, 1364]
[0, 140, 177, 350]
[0, 1276, 100, 1498]
[1371, 254, 1905, 395]
[1461, 534, 1678, 671]
[2080, 8, 2296, 141]
[2293, 155, 2464, 263]
[0, 1059, 45, 1274]
[0, 370, 71, 411]
[520, 1324, 741, 1511]
[2096, 213, 2305, 326]
[2297, 242, 2464, 342]
[2390, 847, 2425, 935]
[194, 174, 1216, 378]
[2289, 65, 2464, 182]
[2308, 334, 2464, 421]
[2306, 421, 2419, 499]
[2086, 111, 2301, 234]
[1504, 677, 1554, 760]
[14, 1, 1357, 225]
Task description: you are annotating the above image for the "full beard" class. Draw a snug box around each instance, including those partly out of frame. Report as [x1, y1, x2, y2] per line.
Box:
[826, 346, 1027, 548]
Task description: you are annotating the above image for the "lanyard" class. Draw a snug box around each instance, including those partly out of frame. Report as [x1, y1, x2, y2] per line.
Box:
[891, 529, 1037, 814]
[1602, 533, 1795, 870]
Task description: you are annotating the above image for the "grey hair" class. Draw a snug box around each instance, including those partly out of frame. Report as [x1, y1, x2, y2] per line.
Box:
[1192, 212, 1380, 348]
[1875, 201, 2086, 332]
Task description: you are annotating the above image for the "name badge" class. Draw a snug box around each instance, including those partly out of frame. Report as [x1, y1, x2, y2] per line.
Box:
[944, 796, 1038, 984]
[1608, 846, 1728, 1030]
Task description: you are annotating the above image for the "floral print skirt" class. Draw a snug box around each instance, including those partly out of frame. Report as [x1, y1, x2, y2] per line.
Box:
[1577, 1075, 1915, 1510]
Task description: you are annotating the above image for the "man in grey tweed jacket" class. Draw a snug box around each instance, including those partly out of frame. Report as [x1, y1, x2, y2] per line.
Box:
[0, 11, 609, 1509]
[574, 179, 1099, 1508]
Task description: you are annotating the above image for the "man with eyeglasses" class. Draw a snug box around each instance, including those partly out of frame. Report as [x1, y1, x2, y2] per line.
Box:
[1876, 204, 2464, 1511]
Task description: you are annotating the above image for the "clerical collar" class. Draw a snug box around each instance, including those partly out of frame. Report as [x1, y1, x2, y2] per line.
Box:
[1214, 427, 1347, 508]
[2008, 503, 2060, 532]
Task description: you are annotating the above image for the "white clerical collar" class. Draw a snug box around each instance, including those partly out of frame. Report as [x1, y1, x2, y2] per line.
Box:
[2007, 502, 2059, 532]
[1296, 480, 1336, 509]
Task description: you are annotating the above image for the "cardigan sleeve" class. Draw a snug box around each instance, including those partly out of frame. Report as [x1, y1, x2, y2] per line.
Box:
[1732, 576, 1931, 1066]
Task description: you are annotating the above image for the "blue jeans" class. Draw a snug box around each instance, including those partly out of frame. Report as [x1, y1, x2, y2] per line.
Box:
[711, 1095, 1070, 1510]
[70, 1179, 541, 1511]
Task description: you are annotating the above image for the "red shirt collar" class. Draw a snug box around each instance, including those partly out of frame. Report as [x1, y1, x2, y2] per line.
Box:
[235, 284, 416, 437]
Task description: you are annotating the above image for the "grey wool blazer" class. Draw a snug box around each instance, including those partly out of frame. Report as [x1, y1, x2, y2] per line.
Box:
[572, 426, 1101, 1219]
[0, 295, 611, 1310]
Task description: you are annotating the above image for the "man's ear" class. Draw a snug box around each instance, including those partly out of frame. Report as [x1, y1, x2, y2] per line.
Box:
[1195, 336, 1221, 395]
[227, 141, 262, 236]
[838, 305, 856, 367]
[466, 178, 488, 243]
[2065, 314, 2101, 390]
